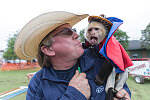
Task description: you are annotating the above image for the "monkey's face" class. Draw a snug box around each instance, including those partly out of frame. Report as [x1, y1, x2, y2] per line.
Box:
[86, 22, 107, 45]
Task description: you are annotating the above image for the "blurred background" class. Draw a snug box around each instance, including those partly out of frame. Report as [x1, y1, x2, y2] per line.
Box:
[0, 0, 150, 99]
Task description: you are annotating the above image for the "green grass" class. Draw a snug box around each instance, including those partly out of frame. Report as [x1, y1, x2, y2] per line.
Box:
[9, 92, 27, 100]
[127, 76, 150, 100]
[0, 70, 37, 93]
[0, 70, 39, 100]
[0, 70, 150, 100]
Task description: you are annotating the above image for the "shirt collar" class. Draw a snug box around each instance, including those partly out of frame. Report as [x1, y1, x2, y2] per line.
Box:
[42, 50, 95, 82]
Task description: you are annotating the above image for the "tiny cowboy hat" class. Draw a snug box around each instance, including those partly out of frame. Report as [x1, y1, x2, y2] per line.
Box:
[88, 14, 113, 31]
[14, 11, 88, 60]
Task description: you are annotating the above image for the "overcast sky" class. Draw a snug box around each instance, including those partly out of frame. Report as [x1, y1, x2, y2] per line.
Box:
[0, 0, 150, 50]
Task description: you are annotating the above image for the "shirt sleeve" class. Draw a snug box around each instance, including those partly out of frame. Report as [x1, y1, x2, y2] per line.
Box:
[26, 74, 45, 100]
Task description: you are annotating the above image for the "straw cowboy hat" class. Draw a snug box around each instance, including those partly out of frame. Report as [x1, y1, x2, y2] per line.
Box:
[14, 11, 89, 60]
[88, 14, 113, 31]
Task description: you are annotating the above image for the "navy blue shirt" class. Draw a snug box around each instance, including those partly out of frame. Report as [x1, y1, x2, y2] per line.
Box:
[26, 49, 131, 100]
[54, 63, 77, 82]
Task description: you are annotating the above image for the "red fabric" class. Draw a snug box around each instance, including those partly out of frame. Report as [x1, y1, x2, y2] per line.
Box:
[106, 36, 133, 71]
[85, 40, 91, 47]
[99, 38, 106, 50]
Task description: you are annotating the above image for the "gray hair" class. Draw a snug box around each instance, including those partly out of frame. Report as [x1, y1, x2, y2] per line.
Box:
[37, 32, 54, 68]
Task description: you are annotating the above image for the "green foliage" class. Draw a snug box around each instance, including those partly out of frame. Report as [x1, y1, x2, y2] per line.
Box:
[79, 29, 85, 43]
[114, 29, 129, 50]
[140, 23, 150, 49]
[3, 31, 19, 61]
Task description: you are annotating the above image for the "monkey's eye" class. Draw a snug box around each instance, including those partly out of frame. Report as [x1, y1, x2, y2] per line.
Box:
[88, 28, 92, 31]
[94, 28, 99, 30]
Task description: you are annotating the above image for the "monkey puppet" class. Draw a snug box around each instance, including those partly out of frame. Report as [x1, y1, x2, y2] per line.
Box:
[85, 15, 133, 100]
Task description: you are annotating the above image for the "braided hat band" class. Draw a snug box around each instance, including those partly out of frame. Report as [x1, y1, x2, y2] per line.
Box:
[88, 15, 113, 31]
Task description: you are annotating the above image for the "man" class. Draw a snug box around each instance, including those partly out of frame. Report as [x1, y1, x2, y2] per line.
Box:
[14, 11, 131, 100]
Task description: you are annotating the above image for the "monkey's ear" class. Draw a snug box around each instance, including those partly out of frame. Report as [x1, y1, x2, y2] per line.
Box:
[41, 46, 55, 56]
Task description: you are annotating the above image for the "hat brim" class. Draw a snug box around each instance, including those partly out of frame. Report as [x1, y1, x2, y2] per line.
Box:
[14, 11, 89, 60]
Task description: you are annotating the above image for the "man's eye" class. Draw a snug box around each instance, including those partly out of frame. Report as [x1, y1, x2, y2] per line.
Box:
[95, 28, 99, 30]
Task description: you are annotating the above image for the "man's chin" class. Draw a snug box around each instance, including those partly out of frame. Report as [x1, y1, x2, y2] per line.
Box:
[79, 48, 84, 55]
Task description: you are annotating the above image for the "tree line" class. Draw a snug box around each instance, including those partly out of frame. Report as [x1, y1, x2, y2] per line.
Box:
[3, 23, 150, 62]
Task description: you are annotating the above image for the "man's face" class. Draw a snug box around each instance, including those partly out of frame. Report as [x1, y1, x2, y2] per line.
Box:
[50, 24, 84, 60]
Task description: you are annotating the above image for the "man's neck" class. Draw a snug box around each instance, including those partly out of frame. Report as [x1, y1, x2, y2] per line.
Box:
[51, 58, 78, 70]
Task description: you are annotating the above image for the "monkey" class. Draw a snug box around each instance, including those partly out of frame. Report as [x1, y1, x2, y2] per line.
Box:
[86, 18, 114, 85]
[85, 15, 129, 100]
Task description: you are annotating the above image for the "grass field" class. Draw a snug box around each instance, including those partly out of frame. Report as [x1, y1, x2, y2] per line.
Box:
[0, 70, 150, 100]
[127, 76, 150, 100]
[0, 70, 38, 100]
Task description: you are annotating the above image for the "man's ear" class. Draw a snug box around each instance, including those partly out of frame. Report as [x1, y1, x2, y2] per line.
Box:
[41, 46, 55, 56]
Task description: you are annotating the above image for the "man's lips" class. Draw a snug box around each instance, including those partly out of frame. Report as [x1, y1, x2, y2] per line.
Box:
[76, 42, 82, 46]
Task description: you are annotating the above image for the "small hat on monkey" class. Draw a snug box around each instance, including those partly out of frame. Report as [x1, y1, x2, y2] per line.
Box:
[88, 14, 113, 31]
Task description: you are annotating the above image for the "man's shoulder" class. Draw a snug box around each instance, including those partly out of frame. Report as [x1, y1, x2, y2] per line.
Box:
[29, 69, 43, 85]
[83, 48, 91, 56]
[80, 49, 95, 64]
[27, 69, 45, 99]
[83, 48, 106, 64]
[83, 48, 97, 59]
